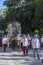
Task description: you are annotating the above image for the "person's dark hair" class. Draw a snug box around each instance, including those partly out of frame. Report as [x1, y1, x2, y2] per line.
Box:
[3, 34, 7, 37]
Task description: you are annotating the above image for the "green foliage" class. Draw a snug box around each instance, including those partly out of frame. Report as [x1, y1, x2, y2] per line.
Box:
[40, 28, 43, 34]
[0, 10, 8, 32]
[34, 29, 39, 34]
[3, 0, 43, 34]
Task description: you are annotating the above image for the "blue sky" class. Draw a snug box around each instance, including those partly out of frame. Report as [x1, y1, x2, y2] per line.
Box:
[0, 0, 6, 9]
[0, 0, 25, 10]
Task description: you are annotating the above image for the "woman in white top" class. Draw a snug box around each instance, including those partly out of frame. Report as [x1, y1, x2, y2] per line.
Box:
[2, 34, 8, 52]
[22, 35, 28, 56]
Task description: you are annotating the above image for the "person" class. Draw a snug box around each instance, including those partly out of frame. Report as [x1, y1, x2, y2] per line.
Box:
[16, 34, 21, 46]
[41, 35, 43, 49]
[31, 34, 40, 59]
[27, 34, 32, 47]
[2, 34, 8, 52]
[22, 35, 28, 56]
[7, 34, 10, 47]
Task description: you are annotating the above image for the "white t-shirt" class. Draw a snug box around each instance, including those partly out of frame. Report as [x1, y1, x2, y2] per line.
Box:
[31, 38, 40, 48]
[22, 38, 28, 46]
[2, 38, 8, 44]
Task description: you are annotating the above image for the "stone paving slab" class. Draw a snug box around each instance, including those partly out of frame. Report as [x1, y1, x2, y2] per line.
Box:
[10, 50, 43, 65]
[0, 47, 43, 65]
[0, 60, 9, 65]
[0, 47, 15, 65]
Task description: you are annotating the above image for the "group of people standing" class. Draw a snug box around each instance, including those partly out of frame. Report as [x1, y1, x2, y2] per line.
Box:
[1, 33, 43, 59]
[21, 34, 43, 59]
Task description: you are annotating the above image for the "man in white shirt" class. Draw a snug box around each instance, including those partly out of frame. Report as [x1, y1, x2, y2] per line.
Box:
[41, 35, 43, 49]
[22, 35, 28, 56]
[31, 34, 40, 59]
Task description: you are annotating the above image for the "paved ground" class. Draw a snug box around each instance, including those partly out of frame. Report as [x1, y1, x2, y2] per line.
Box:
[0, 47, 43, 65]
[0, 47, 15, 65]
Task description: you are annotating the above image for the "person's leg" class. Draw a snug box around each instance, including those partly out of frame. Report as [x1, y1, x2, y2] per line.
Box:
[4, 44, 6, 52]
[37, 48, 40, 59]
[41, 43, 42, 49]
[34, 49, 36, 58]
[24, 47, 25, 55]
[26, 46, 28, 56]
[22, 46, 25, 55]
[4, 44, 7, 52]
[21, 43, 22, 48]
[2, 44, 4, 52]
[42, 43, 43, 49]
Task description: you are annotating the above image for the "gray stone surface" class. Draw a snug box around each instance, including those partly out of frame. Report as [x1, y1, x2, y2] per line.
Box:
[10, 50, 43, 65]
[0, 47, 15, 65]
[0, 47, 43, 65]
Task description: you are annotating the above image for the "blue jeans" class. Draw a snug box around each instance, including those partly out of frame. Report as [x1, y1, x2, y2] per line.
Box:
[41, 42, 43, 49]
[34, 48, 40, 59]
